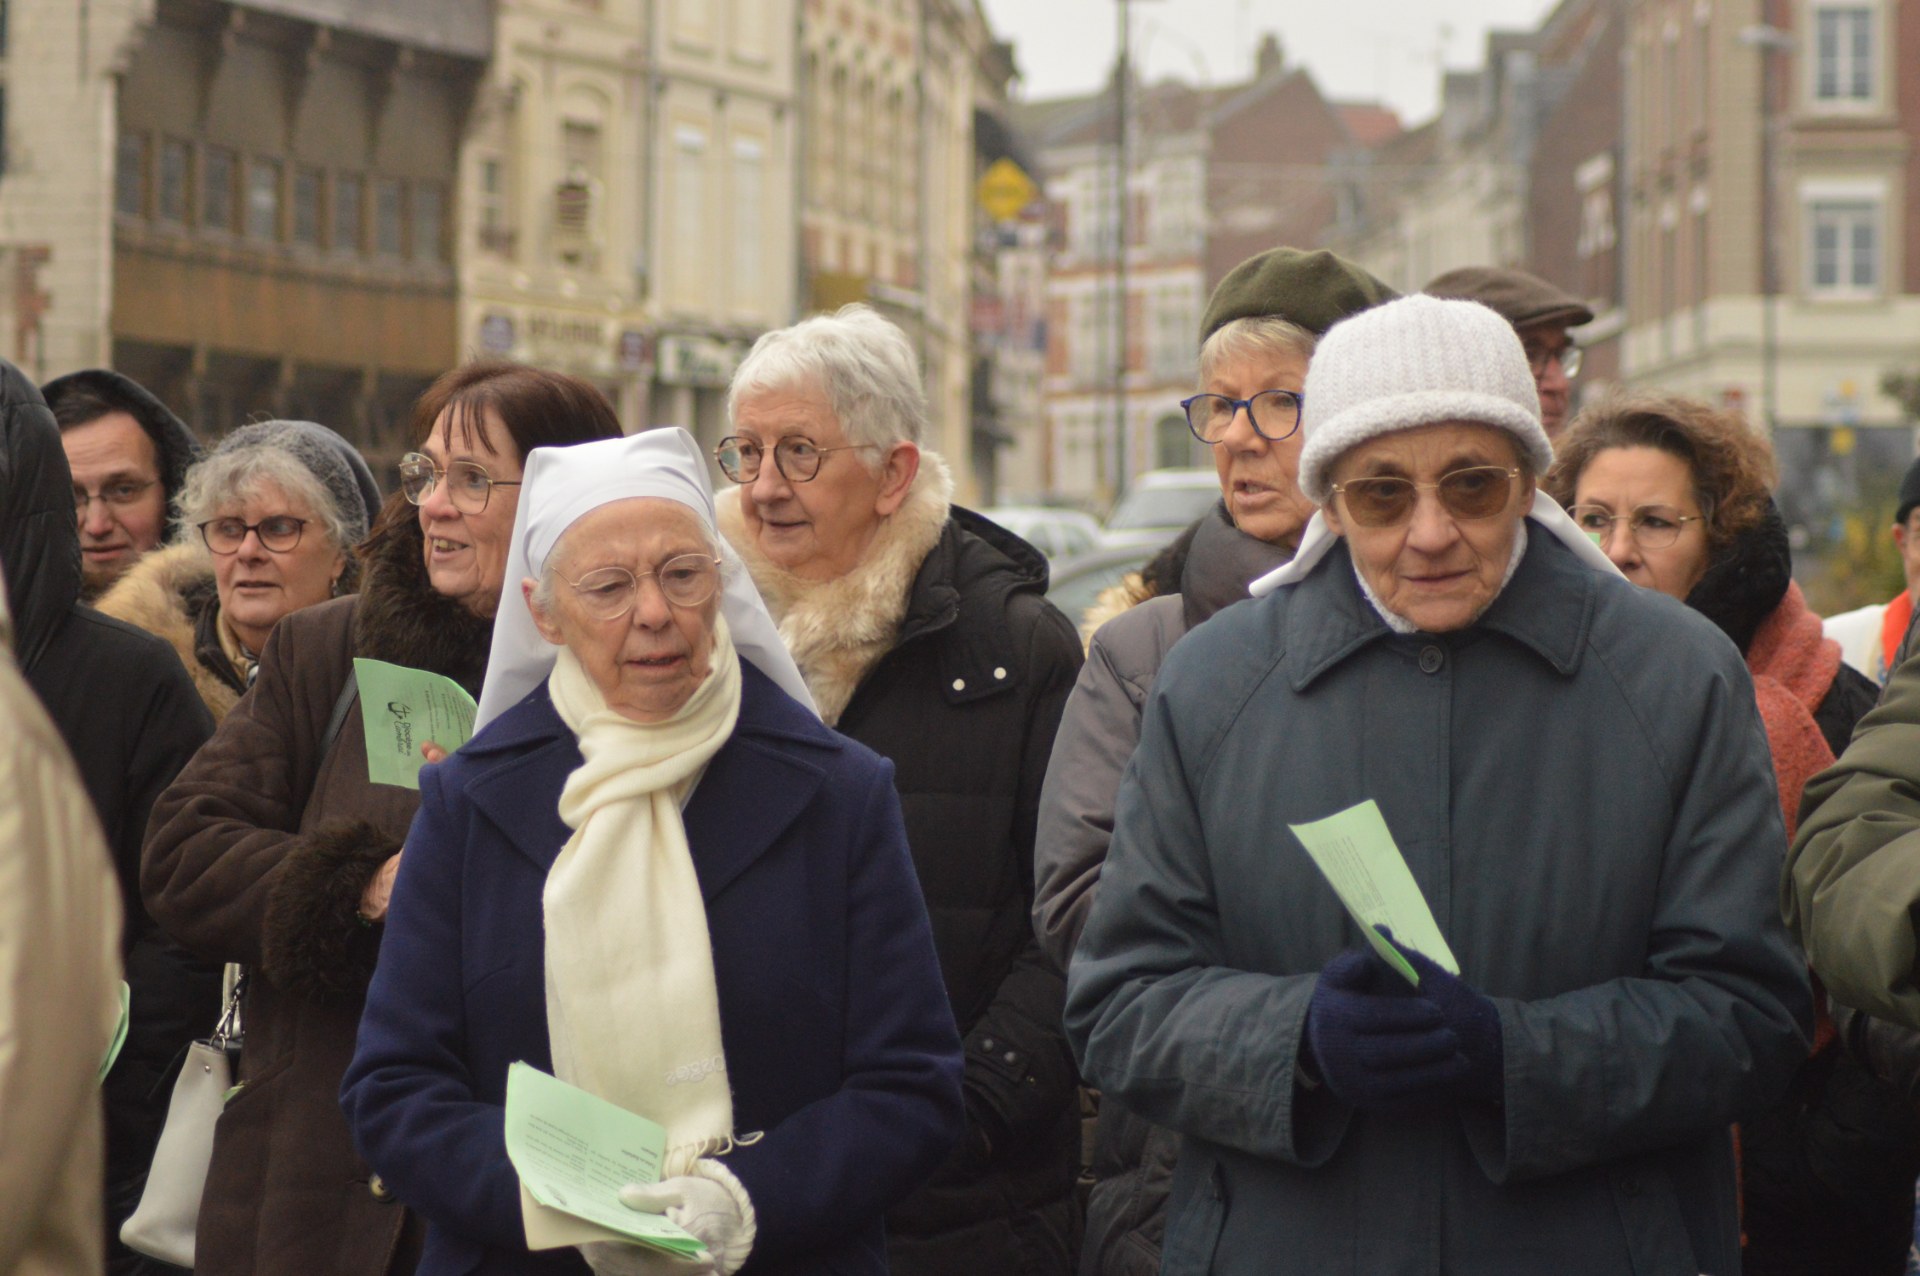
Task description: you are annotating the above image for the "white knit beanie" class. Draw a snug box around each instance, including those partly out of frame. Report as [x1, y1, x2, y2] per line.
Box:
[1295, 294, 1552, 504]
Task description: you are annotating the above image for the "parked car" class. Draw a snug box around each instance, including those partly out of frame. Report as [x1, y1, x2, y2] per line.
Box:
[1046, 544, 1155, 631]
[1101, 469, 1218, 549]
[980, 506, 1103, 560]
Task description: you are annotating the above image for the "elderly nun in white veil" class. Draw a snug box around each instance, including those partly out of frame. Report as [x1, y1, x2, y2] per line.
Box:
[343, 428, 964, 1276]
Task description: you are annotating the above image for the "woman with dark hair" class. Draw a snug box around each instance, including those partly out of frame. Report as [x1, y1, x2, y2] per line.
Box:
[142, 362, 622, 1276]
[1546, 392, 1920, 1276]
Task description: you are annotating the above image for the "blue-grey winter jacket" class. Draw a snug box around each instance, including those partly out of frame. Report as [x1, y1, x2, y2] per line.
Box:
[1064, 529, 1813, 1276]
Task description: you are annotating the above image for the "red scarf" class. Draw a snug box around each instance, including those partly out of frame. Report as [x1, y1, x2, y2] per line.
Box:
[1745, 580, 1843, 1054]
[1878, 590, 1912, 681]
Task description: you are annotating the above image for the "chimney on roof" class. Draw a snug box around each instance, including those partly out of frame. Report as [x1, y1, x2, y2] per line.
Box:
[1255, 33, 1284, 80]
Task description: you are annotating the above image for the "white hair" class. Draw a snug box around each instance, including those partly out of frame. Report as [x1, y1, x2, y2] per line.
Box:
[1197, 316, 1318, 388]
[727, 304, 927, 469]
[174, 446, 352, 553]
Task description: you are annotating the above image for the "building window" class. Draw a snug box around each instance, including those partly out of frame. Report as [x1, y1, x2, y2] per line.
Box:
[116, 132, 148, 217]
[478, 156, 512, 255]
[1154, 414, 1193, 470]
[1813, 6, 1874, 103]
[1807, 199, 1880, 296]
[412, 182, 444, 262]
[373, 178, 404, 256]
[293, 167, 323, 246]
[671, 124, 708, 306]
[159, 138, 190, 223]
[202, 145, 236, 232]
[333, 172, 362, 251]
[246, 158, 280, 241]
[732, 137, 764, 311]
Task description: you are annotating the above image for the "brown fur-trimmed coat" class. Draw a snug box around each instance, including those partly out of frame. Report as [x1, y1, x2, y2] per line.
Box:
[142, 498, 491, 1276]
[95, 542, 247, 721]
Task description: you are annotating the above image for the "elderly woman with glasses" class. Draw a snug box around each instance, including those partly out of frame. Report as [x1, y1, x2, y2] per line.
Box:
[142, 363, 620, 1276]
[1545, 394, 1920, 1275]
[1063, 295, 1812, 1275]
[1030, 247, 1394, 1276]
[342, 428, 963, 1276]
[98, 419, 380, 720]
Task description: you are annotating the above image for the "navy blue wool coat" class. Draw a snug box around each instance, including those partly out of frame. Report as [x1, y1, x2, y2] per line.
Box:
[342, 660, 965, 1275]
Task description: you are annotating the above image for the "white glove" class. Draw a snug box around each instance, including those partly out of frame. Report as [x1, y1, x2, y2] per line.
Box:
[619, 1159, 756, 1276]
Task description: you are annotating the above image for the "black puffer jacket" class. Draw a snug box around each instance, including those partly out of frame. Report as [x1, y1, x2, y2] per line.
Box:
[0, 357, 218, 1267]
[832, 510, 1085, 1276]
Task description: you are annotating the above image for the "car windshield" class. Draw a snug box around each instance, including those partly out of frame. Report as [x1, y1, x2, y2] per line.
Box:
[1048, 552, 1151, 624]
[1107, 484, 1217, 530]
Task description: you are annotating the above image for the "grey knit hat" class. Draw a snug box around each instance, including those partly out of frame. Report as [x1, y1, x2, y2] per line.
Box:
[1296, 295, 1553, 504]
[212, 420, 381, 544]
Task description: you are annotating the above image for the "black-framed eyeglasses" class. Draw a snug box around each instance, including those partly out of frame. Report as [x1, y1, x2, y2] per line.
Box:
[1568, 503, 1704, 550]
[1330, 466, 1521, 529]
[557, 555, 723, 620]
[74, 479, 159, 514]
[398, 452, 522, 514]
[714, 436, 880, 484]
[1178, 390, 1304, 445]
[198, 515, 309, 555]
[1523, 342, 1583, 379]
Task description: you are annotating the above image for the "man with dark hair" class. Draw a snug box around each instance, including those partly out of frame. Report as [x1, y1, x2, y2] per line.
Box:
[42, 369, 201, 600]
[4, 359, 217, 1274]
[1424, 265, 1594, 437]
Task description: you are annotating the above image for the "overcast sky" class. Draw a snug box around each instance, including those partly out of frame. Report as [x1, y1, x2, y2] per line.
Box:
[978, 0, 1562, 127]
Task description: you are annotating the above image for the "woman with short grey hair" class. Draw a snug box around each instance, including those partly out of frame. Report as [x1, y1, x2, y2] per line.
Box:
[98, 419, 378, 719]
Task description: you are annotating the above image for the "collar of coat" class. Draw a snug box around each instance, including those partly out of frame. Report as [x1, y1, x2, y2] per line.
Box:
[717, 453, 954, 725]
[350, 493, 494, 696]
[455, 659, 840, 901]
[93, 541, 246, 718]
[1285, 531, 1597, 692]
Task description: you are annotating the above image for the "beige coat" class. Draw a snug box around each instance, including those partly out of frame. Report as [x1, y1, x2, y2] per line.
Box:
[0, 595, 123, 1276]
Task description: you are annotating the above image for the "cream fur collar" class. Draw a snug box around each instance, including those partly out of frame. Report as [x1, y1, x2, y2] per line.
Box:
[717, 452, 953, 725]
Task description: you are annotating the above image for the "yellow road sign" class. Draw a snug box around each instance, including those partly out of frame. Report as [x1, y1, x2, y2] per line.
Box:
[977, 157, 1038, 222]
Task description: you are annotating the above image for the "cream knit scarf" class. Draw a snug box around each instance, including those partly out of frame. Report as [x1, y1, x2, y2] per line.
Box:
[543, 616, 741, 1177]
[717, 453, 953, 725]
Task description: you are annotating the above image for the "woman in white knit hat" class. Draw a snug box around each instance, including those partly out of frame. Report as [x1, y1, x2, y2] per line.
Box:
[1062, 294, 1813, 1274]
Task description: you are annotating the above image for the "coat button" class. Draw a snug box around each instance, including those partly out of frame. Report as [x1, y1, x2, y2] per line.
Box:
[981, 1038, 996, 1050]
[993, 666, 1007, 680]
[952, 678, 966, 692]
[369, 1175, 396, 1203]
[1003, 1051, 1018, 1065]
[1418, 646, 1444, 674]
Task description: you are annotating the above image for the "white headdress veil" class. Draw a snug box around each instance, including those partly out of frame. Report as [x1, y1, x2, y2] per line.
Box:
[475, 426, 815, 730]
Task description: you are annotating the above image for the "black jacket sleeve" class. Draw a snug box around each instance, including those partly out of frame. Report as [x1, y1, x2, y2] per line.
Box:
[959, 602, 1084, 1155]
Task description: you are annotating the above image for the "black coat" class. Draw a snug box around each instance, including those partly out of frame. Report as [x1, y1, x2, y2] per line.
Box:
[831, 510, 1084, 1276]
[0, 358, 218, 1227]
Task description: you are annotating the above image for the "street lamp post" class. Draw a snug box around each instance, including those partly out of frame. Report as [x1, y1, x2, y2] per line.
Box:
[1110, 0, 1132, 504]
[1739, 20, 1794, 434]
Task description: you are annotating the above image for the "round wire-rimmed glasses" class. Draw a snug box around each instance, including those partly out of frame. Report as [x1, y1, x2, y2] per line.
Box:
[1567, 503, 1704, 550]
[558, 555, 723, 620]
[714, 436, 880, 484]
[398, 452, 522, 514]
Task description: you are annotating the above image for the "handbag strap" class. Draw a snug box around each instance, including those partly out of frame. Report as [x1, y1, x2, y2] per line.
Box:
[212, 968, 247, 1050]
[320, 677, 360, 762]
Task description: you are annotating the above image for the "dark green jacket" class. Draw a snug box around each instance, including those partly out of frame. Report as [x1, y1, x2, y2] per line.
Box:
[1066, 530, 1812, 1276]
[1788, 639, 1920, 1025]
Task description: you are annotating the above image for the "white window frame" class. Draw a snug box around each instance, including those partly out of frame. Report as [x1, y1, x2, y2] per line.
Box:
[1800, 177, 1887, 300]
[1804, 1, 1884, 114]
